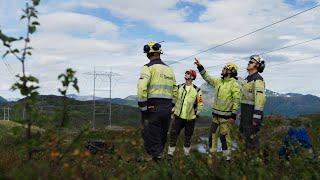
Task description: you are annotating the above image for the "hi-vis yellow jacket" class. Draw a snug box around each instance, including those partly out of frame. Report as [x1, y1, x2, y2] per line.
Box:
[197, 65, 240, 119]
[174, 84, 204, 120]
[241, 72, 266, 121]
[137, 59, 177, 112]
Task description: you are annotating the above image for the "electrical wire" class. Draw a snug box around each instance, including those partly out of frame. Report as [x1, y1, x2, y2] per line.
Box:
[206, 35, 320, 69]
[168, 4, 320, 65]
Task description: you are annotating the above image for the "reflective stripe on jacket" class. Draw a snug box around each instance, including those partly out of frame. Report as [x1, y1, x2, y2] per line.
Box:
[198, 65, 240, 119]
[241, 72, 266, 121]
[174, 83, 204, 120]
[137, 59, 178, 112]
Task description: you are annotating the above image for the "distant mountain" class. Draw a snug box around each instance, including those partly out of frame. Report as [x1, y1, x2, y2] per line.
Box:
[65, 84, 320, 117]
[67, 94, 103, 101]
[67, 94, 138, 107]
[124, 95, 138, 101]
[200, 83, 320, 117]
[265, 93, 320, 116]
[97, 97, 138, 107]
[5, 95, 141, 128]
[6, 98, 21, 102]
[266, 89, 291, 98]
[115, 83, 320, 117]
[0, 96, 7, 104]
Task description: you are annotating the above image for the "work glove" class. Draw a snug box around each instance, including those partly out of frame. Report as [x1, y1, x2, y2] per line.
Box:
[228, 118, 236, 124]
[194, 58, 202, 68]
[231, 113, 237, 120]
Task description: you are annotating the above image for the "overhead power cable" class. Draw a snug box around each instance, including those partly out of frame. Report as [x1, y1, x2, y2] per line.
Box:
[168, 4, 320, 65]
[1, 58, 15, 76]
[259, 36, 320, 56]
[206, 35, 320, 69]
[268, 54, 320, 67]
[236, 54, 320, 74]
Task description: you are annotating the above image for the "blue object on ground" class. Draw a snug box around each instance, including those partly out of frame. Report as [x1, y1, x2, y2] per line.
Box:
[279, 127, 313, 158]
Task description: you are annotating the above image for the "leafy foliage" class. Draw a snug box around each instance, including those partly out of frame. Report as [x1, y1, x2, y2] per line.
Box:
[0, 115, 319, 179]
[0, 0, 41, 139]
[58, 68, 80, 127]
[11, 75, 39, 99]
[0, 1, 40, 61]
[58, 68, 79, 96]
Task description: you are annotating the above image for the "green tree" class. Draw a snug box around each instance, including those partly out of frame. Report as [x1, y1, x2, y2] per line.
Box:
[58, 68, 79, 127]
[0, 0, 41, 139]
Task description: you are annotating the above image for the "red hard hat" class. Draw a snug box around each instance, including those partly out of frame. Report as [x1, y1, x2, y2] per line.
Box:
[185, 69, 197, 80]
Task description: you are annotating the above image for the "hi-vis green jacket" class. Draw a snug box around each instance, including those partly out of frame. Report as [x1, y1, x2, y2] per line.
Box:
[197, 65, 240, 120]
[137, 59, 177, 112]
[241, 72, 266, 122]
[174, 83, 204, 120]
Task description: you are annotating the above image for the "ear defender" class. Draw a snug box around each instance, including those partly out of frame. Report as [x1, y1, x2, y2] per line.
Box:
[143, 42, 163, 54]
[152, 43, 161, 51]
[258, 60, 265, 73]
[143, 45, 151, 53]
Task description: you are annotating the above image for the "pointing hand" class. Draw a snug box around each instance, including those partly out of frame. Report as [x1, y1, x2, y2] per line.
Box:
[194, 58, 202, 67]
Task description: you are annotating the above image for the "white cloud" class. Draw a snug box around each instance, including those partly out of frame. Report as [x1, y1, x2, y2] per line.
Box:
[0, 0, 320, 99]
[39, 12, 119, 38]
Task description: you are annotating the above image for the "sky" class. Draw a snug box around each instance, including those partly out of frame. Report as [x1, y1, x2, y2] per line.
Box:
[0, 0, 320, 99]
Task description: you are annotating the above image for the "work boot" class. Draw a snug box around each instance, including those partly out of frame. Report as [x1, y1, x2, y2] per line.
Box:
[168, 146, 176, 156]
[223, 150, 231, 161]
[183, 146, 191, 156]
[152, 155, 162, 162]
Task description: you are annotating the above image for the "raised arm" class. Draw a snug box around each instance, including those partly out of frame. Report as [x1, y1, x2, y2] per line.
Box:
[194, 58, 220, 87]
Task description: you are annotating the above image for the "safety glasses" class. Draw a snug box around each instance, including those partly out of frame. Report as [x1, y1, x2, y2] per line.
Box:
[248, 60, 256, 64]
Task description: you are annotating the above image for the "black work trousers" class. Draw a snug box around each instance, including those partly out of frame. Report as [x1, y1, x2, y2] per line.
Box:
[240, 104, 261, 149]
[169, 116, 196, 148]
[142, 103, 172, 158]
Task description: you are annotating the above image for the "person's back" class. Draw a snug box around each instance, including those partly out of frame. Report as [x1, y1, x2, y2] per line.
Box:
[143, 59, 176, 103]
[137, 41, 177, 161]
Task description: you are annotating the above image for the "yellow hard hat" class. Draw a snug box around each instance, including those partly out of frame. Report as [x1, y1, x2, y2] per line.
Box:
[143, 41, 163, 54]
[224, 62, 238, 71]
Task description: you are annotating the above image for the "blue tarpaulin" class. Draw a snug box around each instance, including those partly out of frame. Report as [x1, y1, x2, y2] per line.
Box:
[279, 127, 313, 159]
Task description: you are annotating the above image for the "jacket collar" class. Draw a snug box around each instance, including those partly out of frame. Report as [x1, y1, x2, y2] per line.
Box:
[181, 83, 194, 91]
[222, 77, 232, 82]
[150, 58, 162, 62]
[246, 72, 259, 82]
[145, 58, 167, 67]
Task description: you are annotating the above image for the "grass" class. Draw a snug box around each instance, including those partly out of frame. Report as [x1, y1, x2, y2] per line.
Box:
[0, 115, 319, 179]
[0, 120, 44, 139]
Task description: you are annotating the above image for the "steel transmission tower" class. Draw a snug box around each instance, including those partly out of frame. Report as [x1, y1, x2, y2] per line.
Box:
[84, 67, 122, 129]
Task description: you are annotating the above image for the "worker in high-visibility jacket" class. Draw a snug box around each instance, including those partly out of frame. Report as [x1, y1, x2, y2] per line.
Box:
[195, 58, 240, 160]
[167, 69, 203, 157]
[137, 41, 177, 161]
[240, 55, 266, 149]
